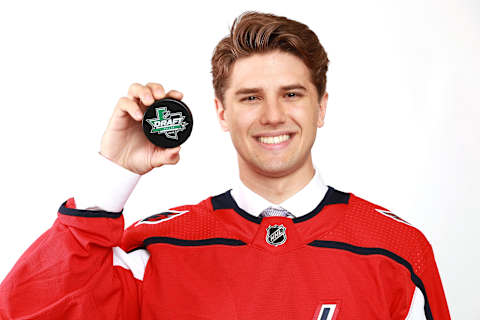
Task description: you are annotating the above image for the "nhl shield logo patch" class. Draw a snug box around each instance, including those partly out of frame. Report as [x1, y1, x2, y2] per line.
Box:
[266, 224, 287, 246]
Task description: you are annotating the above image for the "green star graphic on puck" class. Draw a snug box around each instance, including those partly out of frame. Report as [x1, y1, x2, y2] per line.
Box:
[142, 98, 193, 148]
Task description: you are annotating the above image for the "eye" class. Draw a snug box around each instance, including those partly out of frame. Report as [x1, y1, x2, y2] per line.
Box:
[285, 92, 303, 99]
[241, 96, 259, 102]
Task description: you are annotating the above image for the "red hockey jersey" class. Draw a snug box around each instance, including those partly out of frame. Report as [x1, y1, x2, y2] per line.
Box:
[0, 187, 450, 319]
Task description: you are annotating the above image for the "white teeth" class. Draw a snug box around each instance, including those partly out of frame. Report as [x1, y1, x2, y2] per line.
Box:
[258, 134, 290, 144]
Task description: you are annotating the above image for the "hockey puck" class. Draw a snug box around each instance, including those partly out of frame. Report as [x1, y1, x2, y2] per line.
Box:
[142, 98, 193, 148]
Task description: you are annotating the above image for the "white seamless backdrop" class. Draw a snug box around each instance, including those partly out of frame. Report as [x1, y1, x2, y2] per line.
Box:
[0, 1, 478, 318]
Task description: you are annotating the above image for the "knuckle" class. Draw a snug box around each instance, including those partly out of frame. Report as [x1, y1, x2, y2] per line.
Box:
[128, 83, 149, 98]
[140, 87, 152, 97]
[117, 96, 130, 107]
[147, 83, 165, 98]
[168, 89, 183, 97]
[128, 82, 142, 92]
[117, 97, 137, 111]
[146, 82, 164, 90]
[129, 82, 142, 88]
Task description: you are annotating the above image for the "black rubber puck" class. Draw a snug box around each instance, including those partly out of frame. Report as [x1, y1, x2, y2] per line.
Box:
[142, 98, 193, 148]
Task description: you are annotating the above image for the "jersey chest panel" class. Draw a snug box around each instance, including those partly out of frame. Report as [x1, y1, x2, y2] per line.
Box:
[140, 244, 413, 320]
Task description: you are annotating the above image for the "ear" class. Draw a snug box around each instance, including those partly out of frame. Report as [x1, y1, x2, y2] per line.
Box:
[317, 92, 328, 128]
[215, 97, 230, 132]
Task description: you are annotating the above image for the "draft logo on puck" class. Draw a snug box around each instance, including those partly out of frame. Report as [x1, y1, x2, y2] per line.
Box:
[145, 107, 188, 140]
[142, 98, 193, 148]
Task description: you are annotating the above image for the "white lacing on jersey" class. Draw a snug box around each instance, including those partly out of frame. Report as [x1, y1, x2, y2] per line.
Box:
[112, 247, 150, 281]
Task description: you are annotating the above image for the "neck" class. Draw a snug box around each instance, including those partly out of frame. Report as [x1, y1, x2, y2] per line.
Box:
[238, 156, 315, 204]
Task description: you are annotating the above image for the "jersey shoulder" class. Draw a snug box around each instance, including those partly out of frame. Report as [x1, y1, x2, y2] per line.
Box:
[325, 192, 433, 274]
[120, 193, 233, 252]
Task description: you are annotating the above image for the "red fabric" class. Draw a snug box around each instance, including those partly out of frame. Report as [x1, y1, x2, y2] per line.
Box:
[0, 194, 450, 319]
[0, 199, 140, 319]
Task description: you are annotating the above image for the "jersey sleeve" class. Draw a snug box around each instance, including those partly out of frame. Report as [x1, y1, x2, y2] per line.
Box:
[415, 244, 451, 320]
[0, 198, 144, 320]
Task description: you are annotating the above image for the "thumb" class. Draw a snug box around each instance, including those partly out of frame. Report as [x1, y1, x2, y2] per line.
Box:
[151, 146, 181, 167]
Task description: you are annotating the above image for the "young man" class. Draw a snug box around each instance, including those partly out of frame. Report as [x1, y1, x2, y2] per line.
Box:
[0, 12, 450, 319]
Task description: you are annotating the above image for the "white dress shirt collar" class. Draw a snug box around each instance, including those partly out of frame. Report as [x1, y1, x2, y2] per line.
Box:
[230, 169, 329, 218]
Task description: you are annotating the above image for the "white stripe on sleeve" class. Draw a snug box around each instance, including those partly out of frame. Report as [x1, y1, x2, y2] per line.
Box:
[405, 286, 427, 320]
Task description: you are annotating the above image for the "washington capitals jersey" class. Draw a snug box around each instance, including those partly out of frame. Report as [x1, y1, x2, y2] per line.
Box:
[0, 187, 450, 319]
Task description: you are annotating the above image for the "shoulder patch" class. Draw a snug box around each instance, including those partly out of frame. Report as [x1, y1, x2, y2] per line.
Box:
[374, 209, 411, 226]
[135, 210, 189, 227]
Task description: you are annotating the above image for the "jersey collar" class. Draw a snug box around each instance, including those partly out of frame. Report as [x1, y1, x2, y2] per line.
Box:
[230, 169, 328, 218]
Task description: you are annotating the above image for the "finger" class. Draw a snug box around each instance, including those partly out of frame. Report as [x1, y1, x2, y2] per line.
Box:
[163, 147, 181, 165]
[146, 82, 166, 100]
[127, 83, 154, 106]
[151, 146, 181, 167]
[165, 89, 184, 101]
[116, 97, 144, 121]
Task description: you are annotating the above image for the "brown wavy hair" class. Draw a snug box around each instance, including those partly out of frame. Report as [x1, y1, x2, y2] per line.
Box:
[211, 11, 329, 103]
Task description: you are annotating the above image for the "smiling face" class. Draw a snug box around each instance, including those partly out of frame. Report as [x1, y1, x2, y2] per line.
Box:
[215, 50, 328, 179]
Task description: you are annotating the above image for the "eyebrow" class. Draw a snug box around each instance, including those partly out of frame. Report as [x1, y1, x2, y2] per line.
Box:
[281, 84, 307, 91]
[234, 87, 263, 96]
[234, 84, 307, 96]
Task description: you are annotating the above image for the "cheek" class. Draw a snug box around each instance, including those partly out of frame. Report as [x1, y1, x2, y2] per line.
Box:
[228, 108, 257, 136]
[291, 106, 319, 131]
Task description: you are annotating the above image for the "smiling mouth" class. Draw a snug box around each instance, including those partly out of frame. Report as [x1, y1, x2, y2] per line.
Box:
[256, 134, 292, 145]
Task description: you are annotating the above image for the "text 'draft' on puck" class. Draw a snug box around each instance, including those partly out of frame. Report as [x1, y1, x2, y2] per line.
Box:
[142, 98, 193, 148]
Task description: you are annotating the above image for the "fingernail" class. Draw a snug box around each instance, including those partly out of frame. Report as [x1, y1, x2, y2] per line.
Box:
[155, 89, 163, 96]
[135, 111, 143, 119]
[143, 94, 152, 103]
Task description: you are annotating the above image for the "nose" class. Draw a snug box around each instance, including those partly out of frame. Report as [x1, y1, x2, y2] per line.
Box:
[259, 99, 287, 126]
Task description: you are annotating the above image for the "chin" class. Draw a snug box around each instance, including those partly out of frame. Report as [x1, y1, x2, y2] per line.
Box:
[252, 157, 299, 178]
